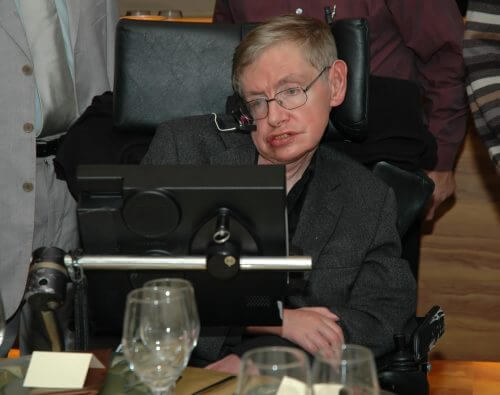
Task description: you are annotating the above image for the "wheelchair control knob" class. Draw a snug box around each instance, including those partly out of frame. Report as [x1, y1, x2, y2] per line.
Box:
[391, 333, 419, 371]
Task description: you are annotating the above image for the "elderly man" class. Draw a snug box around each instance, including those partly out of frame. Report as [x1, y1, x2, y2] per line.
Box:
[142, 15, 416, 371]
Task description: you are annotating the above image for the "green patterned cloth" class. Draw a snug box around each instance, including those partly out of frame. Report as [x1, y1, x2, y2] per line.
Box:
[0, 354, 150, 394]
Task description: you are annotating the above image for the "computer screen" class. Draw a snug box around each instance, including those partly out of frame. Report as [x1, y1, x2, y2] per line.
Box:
[77, 164, 290, 340]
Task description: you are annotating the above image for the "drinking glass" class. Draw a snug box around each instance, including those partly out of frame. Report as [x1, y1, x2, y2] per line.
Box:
[0, 293, 5, 348]
[121, 287, 192, 395]
[158, 9, 183, 19]
[125, 10, 152, 16]
[143, 278, 200, 351]
[312, 344, 379, 395]
[236, 346, 311, 395]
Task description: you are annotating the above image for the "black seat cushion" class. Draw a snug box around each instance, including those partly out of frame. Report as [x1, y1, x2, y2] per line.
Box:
[372, 161, 434, 236]
[328, 75, 437, 171]
[55, 92, 151, 199]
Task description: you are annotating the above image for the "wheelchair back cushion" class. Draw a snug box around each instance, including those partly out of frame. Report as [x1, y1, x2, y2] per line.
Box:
[113, 20, 244, 133]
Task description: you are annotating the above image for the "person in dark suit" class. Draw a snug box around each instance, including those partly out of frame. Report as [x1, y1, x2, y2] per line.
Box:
[142, 15, 416, 373]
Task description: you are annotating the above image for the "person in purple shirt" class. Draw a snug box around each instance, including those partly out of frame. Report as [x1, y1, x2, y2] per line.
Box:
[213, 0, 468, 220]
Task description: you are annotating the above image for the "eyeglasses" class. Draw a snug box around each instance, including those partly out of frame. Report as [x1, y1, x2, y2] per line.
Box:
[245, 66, 330, 121]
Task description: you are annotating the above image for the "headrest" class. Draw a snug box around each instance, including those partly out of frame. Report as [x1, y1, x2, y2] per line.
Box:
[330, 18, 370, 141]
[113, 19, 244, 133]
[113, 19, 370, 139]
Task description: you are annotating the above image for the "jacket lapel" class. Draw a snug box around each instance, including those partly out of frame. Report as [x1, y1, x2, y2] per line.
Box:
[0, 0, 30, 59]
[292, 146, 343, 266]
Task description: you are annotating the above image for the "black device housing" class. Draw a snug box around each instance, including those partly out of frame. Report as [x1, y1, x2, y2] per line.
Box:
[77, 164, 290, 339]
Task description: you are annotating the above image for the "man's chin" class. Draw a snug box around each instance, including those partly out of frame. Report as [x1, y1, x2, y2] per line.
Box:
[258, 145, 316, 166]
[271, 155, 311, 167]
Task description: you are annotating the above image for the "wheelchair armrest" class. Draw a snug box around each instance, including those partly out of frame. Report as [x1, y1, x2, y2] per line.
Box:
[372, 161, 434, 237]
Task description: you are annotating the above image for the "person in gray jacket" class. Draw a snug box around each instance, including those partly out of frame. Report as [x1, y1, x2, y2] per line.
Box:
[0, 0, 117, 355]
[142, 15, 416, 373]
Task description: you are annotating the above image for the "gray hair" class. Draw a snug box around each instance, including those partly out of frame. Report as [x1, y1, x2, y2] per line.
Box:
[232, 15, 338, 95]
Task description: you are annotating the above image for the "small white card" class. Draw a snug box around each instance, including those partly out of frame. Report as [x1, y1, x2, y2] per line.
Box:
[23, 351, 105, 389]
[313, 383, 345, 395]
[276, 376, 308, 395]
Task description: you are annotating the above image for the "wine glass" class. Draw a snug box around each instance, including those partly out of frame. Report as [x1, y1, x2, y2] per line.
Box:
[236, 346, 311, 395]
[125, 10, 152, 16]
[121, 287, 192, 395]
[0, 292, 5, 348]
[143, 277, 200, 351]
[312, 344, 379, 395]
[158, 9, 183, 19]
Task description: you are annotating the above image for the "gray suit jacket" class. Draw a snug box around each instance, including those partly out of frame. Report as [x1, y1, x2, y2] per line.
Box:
[143, 114, 417, 358]
[0, 0, 117, 318]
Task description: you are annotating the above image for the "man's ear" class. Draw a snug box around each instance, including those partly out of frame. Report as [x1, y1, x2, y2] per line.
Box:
[328, 60, 348, 108]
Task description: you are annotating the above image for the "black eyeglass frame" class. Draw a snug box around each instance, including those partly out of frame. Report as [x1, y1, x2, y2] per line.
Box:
[244, 66, 330, 121]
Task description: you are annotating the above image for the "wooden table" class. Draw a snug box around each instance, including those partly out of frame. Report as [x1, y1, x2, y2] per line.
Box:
[176, 367, 235, 394]
[428, 360, 500, 395]
[182, 360, 500, 395]
[0, 357, 236, 394]
[2, 357, 499, 394]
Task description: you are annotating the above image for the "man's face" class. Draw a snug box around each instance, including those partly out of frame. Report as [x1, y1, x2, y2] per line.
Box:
[240, 42, 345, 166]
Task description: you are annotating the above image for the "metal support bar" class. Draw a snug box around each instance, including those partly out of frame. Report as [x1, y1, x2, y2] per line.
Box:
[64, 255, 311, 271]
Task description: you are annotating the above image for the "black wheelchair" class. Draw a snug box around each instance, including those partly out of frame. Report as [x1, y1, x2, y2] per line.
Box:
[26, 17, 444, 395]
